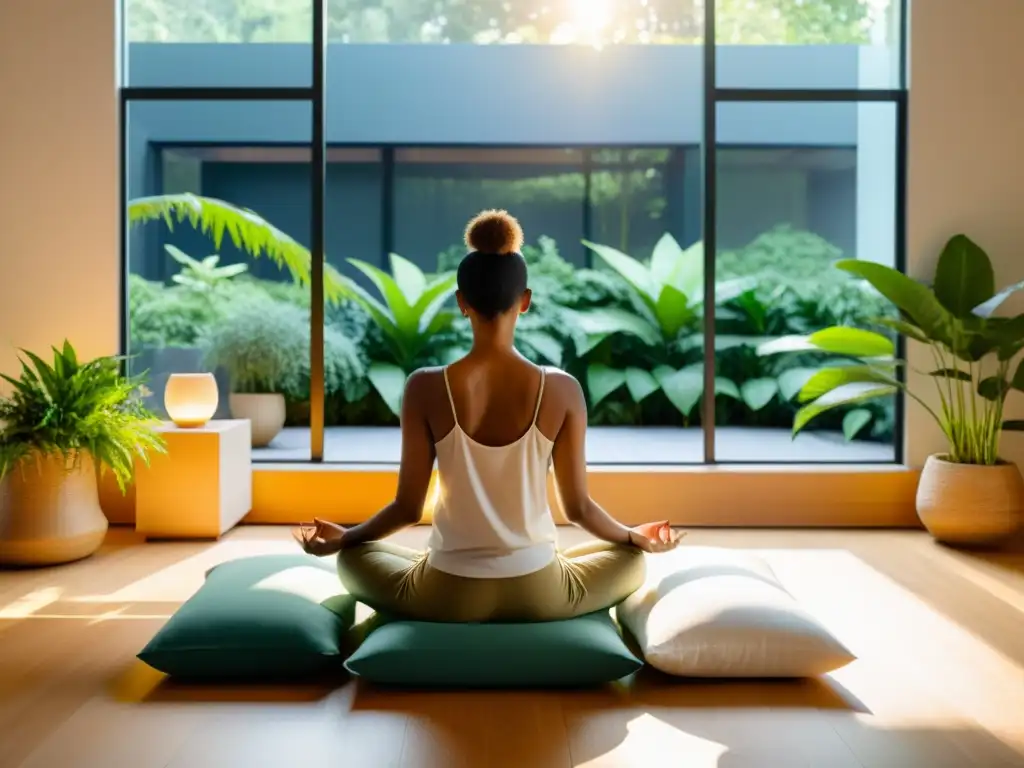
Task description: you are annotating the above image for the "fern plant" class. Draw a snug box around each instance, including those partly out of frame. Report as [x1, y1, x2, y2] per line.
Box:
[164, 244, 248, 293]
[129, 194, 347, 303]
[0, 341, 165, 491]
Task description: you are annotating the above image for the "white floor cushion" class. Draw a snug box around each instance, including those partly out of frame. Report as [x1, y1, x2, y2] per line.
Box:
[616, 547, 855, 678]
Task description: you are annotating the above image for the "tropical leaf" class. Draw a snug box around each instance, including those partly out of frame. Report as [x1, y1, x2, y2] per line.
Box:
[842, 409, 873, 441]
[807, 327, 895, 357]
[794, 383, 898, 435]
[1003, 420, 1024, 431]
[128, 193, 345, 303]
[933, 234, 995, 318]
[655, 284, 697, 338]
[835, 259, 954, 343]
[740, 378, 779, 411]
[757, 335, 818, 356]
[582, 240, 657, 309]
[389, 252, 427, 305]
[569, 308, 661, 354]
[798, 366, 898, 403]
[778, 367, 818, 401]
[973, 279, 1024, 318]
[977, 376, 1009, 401]
[587, 365, 627, 407]
[368, 363, 407, 416]
[625, 368, 660, 403]
[873, 317, 928, 343]
[929, 368, 971, 382]
[518, 332, 563, 365]
[656, 366, 704, 417]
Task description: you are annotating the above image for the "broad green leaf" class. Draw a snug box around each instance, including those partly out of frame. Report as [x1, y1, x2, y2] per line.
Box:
[348, 258, 417, 333]
[368, 363, 407, 416]
[650, 232, 683, 287]
[929, 368, 972, 382]
[1013, 358, 1024, 392]
[625, 368, 659, 403]
[652, 365, 676, 384]
[587, 365, 626, 407]
[665, 239, 704, 300]
[715, 377, 741, 400]
[873, 317, 928, 343]
[1002, 420, 1024, 431]
[658, 367, 704, 417]
[740, 378, 779, 411]
[389, 252, 427, 305]
[978, 376, 1009, 401]
[413, 273, 459, 315]
[570, 308, 661, 347]
[715, 277, 756, 306]
[778, 367, 818, 401]
[843, 409, 873, 441]
[583, 240, 657, 310]
[933, 234, 995, 318]
[974, 279, 1024, 318]
[808, 327, 894, 357]
[836, 260, 954, 343]
[519, 332, 563, 365]
[419, 286, 459, 335]
[794, 383, 898, 435]
[655, 284, 696, 339]
[574, 333, 607, 357]
[799, 366, 898, 403]
[715, 335, 777, 352]
[757, 335, 817, 356]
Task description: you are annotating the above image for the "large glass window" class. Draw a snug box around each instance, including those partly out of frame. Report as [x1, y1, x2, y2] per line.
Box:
[119, 1, 906, 467]
[125, 101, 313, 461]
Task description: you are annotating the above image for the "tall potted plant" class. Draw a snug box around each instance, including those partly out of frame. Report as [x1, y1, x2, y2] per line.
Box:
[759, 234, 1024, 544]
[0, 342, 165, 565]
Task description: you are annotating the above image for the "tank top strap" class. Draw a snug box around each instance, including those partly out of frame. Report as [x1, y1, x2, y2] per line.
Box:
[442, 366, 459, 426]
[531, 368, 546, 427]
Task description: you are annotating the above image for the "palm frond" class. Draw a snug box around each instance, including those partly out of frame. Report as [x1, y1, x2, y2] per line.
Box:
[129, 193, 345, 303]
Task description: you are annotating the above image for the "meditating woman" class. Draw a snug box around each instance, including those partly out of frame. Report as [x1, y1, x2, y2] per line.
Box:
[294, 209, 683, 622]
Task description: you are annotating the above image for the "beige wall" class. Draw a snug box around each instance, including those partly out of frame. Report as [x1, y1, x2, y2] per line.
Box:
[0, 1, 119, 380]
[906, 0, 1024, 467]
[2, 1, 1023, 471]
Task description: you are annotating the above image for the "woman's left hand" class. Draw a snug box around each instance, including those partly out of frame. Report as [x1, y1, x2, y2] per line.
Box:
[292, 518, 348, 556]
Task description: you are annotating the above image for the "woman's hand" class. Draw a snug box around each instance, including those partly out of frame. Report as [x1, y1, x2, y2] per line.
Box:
[628, 521, 685, 553]
[292, 518, 348, 557]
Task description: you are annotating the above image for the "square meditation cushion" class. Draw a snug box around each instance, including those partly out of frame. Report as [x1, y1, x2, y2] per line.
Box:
[344, 610, 642, 688]
[138, 554, 355, 679]
[617, 547, 855, 678]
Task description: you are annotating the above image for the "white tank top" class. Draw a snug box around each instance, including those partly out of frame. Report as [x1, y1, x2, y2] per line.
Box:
[426, 366, 558, 578]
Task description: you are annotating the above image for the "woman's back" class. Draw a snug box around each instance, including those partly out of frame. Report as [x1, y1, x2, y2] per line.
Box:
[425, 355, 564, 578]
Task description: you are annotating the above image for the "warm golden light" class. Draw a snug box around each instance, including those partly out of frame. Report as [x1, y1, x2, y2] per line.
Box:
[164, 372, 219, 428]
[551, 0, 614, 47]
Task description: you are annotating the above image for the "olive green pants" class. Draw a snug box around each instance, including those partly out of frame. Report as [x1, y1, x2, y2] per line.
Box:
[336, 540, 645, 623]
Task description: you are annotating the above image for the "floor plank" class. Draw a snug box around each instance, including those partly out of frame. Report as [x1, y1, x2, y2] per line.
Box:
[1, 526, 1022, 767]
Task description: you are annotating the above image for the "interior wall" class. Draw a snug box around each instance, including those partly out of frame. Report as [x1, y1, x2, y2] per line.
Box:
[906, 0, 1024, 467]
[0, 0, 119, 379]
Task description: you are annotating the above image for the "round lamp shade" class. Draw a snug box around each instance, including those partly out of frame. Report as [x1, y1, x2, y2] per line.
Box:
[164, 373, 219, 428]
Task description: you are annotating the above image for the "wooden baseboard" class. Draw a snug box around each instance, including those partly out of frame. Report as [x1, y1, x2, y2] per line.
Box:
[102, 464, 921, 529]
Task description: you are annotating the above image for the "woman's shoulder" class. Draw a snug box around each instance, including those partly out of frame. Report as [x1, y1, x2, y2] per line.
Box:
[538, 367, 584, 402]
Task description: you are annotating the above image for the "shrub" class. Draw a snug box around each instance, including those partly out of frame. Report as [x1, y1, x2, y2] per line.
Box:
[128, 275, 220, 348]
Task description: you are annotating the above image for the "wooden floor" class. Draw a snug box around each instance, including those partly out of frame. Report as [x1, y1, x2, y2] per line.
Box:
[2, 527, 1024, 768]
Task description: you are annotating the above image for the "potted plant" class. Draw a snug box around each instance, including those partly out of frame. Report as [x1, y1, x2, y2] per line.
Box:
[0, 342, 165, 566]
[203, 298, 305, 447]
[759, 234, 1024, 545]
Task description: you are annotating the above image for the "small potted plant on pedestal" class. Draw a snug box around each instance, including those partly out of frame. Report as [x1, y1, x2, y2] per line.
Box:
[203, 299, 305, 448]
[0, 342, 165, 566]
[759, 234, 1024, 545]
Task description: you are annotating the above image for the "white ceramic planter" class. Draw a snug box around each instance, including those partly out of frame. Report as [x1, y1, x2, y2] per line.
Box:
[0, 453, 108, 566]
[229, 393, 286, 448]
[916, 454, 1024, 545]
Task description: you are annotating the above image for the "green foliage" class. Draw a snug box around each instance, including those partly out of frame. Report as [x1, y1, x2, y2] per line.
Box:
[128, 193, 347, 303]
[203, 298, 308, 395]
[129, 275, 220, 348]
[0, 341, 165, 491]
[338, 253, 458, 414]
[127, 0, 875, 45]
[164, 244, 248, 292]
[760, 234, 1024, 464]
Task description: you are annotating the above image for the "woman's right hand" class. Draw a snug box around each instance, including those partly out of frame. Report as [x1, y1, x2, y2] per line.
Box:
[628, 521, 685, 553]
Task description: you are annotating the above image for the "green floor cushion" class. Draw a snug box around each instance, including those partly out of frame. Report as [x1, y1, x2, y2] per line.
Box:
[344, 610, 642, 688]
[138, 554, 355, 679]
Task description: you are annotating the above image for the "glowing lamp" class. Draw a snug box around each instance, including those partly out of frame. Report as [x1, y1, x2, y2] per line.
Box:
[164, 373, 219, 428]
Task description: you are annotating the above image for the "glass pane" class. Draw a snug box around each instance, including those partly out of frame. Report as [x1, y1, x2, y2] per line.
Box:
[126, 101, 313, 461]
[125, 0, 311, 86]
[714, 101, 898, 463]
[715, 0, 902, 89]
[327, 1, 704, 44]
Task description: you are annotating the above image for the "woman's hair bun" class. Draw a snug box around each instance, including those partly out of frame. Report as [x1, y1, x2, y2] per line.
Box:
[464, 209, 525, 255]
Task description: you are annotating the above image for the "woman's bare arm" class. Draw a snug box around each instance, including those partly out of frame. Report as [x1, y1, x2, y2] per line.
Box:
[337, 371, 436, 548]
[550, 374, 634, 545]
